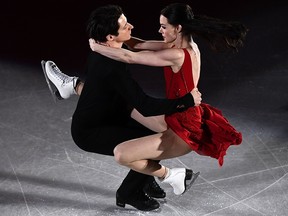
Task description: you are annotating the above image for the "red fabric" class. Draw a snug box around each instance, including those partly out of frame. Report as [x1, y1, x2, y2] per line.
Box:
[164, 49, 242, 166]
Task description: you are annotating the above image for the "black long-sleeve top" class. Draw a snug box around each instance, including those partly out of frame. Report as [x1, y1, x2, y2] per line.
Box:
[73, 52, 194, 126]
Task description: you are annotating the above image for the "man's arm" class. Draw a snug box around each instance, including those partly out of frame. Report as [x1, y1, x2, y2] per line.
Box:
[108, 61, 201, 117]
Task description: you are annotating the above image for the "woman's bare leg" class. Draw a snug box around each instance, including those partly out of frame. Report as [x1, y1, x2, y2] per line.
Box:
[131, 108, 167, 133]
[114, 129, 198, 195]
[114, 128, 191, 178]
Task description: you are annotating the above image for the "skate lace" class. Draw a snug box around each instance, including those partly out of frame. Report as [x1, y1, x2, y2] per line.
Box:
[52, 64, 74, 84]
[150, 180, 162, 191]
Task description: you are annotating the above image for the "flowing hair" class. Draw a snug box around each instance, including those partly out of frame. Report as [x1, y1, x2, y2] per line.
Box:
[161, 3, 249, 52]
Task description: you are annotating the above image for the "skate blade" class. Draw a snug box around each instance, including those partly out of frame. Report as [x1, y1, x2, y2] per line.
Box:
[183, 171, 200, 195]
[41, 60, 62, 102]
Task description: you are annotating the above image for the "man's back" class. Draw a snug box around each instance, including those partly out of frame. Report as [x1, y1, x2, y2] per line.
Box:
[73, 52, 131, 124]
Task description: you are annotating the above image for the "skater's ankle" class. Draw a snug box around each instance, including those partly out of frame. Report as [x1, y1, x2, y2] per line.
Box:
[75, 79, 82, 95]
[158, 167, 170, 181]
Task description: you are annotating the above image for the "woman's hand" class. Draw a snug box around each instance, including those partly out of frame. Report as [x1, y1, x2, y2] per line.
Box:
[191, 88, 202, 106]
[89, 38, 108, 52]
[89, 38, 97, 51]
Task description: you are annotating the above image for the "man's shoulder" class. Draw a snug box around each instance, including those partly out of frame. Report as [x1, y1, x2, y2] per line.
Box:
[86, 52, 127, 76]
[88, 52, 126, 67]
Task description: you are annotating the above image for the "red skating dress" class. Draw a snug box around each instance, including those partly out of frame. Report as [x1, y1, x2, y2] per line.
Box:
[164, 49, 242, 166]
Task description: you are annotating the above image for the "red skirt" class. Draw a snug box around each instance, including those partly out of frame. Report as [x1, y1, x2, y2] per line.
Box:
[165, 103, 242, 166]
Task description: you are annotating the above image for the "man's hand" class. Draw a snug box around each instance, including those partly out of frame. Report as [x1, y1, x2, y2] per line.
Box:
[191, 88, 202, 106]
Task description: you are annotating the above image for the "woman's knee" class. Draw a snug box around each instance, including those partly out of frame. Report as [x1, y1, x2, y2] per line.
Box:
[113, 144, 129, 166]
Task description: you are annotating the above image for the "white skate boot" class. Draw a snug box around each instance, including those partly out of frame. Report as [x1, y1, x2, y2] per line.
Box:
[162, 168, 200, 195]
[41, 60, 78, 101]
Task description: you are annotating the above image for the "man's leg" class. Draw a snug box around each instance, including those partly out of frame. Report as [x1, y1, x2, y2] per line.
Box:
[143, 164, 166, 198]
[42, 60, 166, 199]
[71, 115, 163, 211]
[41, 60, 79, 100]
[119, 162, 166, 199]
[116, 170, 160, 211]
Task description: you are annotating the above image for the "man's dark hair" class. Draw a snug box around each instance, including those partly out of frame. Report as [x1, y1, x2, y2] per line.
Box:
[86, 5, 123, 42]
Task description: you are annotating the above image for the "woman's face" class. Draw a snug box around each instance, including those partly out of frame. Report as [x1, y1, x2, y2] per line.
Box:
[158, 15, 178, 43]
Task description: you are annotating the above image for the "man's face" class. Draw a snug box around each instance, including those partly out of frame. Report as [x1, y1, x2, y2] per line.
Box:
[114, 14, 134, 43]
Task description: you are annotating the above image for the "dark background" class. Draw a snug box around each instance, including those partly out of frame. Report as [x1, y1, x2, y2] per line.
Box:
[1, 0, 287, 97]
[1, 0, 286, 65]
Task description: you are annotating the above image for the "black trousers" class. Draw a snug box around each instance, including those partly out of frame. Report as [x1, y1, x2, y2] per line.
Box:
[71, 115, 158, 198]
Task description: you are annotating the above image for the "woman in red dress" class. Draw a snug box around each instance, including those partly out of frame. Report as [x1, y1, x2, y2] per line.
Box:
[89, 3, 247, 195]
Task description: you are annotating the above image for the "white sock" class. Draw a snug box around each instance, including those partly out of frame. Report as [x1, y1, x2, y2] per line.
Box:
[164, 168, 170, 180]
[159, 167, 170, 181]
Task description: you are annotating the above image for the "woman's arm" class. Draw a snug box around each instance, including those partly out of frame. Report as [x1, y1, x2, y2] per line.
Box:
[131, 109, 167, 133]
[89, 39, 183, 67]
[105, 60, 200, 117]
[125, 36, 173, 51]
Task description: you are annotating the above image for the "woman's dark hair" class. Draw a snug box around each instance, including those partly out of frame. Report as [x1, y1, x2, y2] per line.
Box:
[161, 3, 249, 52]
[86, 5, 123, 42]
